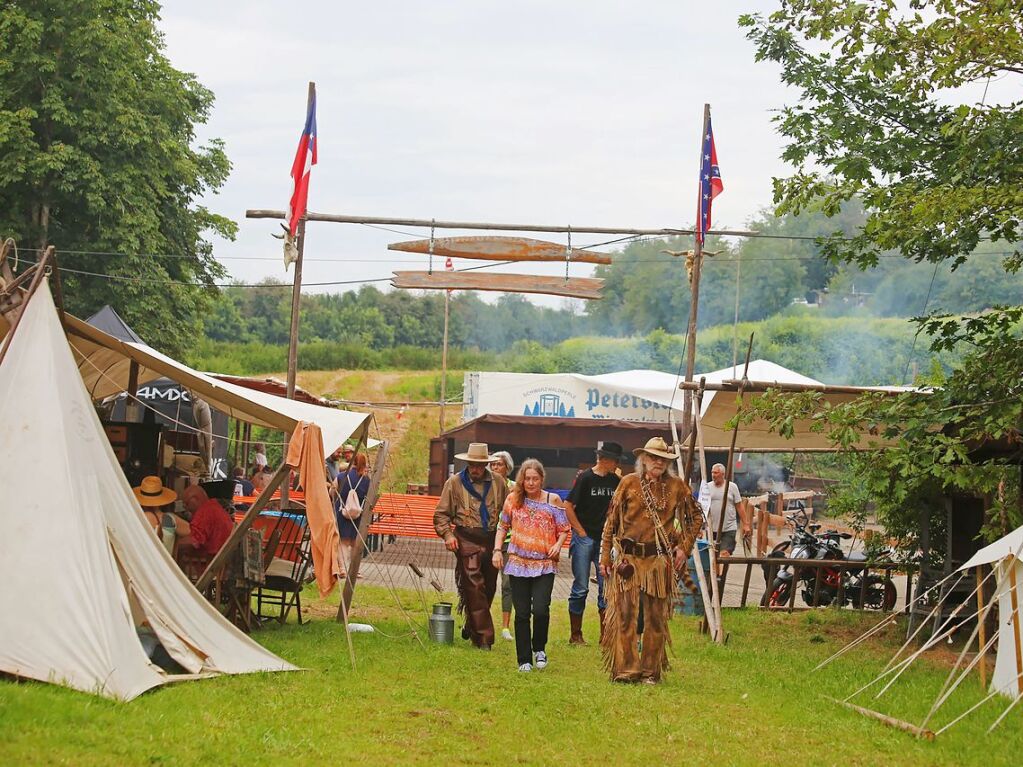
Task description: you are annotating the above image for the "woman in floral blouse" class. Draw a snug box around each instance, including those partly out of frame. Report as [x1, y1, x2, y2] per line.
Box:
[493, 459, 569, 672]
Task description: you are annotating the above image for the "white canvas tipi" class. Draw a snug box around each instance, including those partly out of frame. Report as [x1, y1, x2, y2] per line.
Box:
[0, 282, 297, 700]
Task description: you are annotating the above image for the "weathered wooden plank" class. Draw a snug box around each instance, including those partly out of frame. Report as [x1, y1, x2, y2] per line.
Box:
[388, 236, 612, 265]
[390, 271, 604, 300]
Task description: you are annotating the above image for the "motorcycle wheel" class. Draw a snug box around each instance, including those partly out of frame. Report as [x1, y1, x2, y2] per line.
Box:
[860, 576, 898, 611]
[762, 578, 791, 608]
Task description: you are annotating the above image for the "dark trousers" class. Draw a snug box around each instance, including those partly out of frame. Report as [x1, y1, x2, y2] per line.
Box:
[453, 527, 498, 647]
[509, 573, 556, 665]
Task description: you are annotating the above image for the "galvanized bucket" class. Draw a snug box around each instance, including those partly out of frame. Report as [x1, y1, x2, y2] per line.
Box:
[428, 602, 455, 644]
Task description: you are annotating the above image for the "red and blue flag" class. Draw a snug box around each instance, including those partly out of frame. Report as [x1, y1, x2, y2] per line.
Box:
[696, 115, 723, 244]
[288, 94, 318, 236]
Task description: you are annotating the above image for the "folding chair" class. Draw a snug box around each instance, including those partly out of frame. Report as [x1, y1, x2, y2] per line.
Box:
[255, 512, 313, 625]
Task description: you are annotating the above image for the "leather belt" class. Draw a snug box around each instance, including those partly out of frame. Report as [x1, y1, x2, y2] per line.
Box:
[619, 538, 662, 558]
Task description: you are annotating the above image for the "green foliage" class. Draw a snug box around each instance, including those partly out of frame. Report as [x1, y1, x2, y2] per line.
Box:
[0, 1, 235, 356]
[740, 2, 1023, 272]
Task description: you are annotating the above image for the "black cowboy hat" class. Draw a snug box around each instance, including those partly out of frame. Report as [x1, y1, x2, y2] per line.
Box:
[596, 441, 624, 460]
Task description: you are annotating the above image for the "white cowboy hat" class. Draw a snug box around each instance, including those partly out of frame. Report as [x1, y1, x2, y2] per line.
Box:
[632, 436, 678, 461]
[455, 442, 494, 463]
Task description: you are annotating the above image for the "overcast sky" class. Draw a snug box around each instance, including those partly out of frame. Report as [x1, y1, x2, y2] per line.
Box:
[160, 1, 799, 299]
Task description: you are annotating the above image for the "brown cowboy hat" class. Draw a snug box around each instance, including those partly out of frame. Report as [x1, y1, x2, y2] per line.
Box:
[632, 436, 678, 461]
[133, 475, 177, 507]
[454, 442, 494, 463]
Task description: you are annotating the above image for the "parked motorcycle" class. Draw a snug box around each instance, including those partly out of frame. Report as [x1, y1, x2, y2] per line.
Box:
[762, 510, 896, 610]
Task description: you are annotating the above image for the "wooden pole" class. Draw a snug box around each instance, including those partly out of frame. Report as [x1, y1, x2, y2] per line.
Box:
[440, 290, 449, 432]
[681, 103, 711, 440]
[732, 249, 741, 376]
[829, 698, 935, 740]
[337, 440, 390, 620]
[0, 247, 53, 370]
[245, 209, 757, 239]
[977, 565, 988, 689]
[286, 81, 316, 401]
[196, 461, 290, 591]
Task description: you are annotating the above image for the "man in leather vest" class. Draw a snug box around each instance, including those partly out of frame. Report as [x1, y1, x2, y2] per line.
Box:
[434, 442, 510, 648]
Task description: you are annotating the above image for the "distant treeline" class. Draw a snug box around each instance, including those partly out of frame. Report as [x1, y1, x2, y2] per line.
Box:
[202, 204, 1021, 359]
[188, 313, 959, 387]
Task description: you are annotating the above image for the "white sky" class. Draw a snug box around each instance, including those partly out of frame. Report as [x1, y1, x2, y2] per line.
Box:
[158, 1, 803, 299]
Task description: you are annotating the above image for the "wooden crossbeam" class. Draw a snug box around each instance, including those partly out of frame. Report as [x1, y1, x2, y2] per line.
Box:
[390, 271, 604, 300]
[388, 235, 611, 265]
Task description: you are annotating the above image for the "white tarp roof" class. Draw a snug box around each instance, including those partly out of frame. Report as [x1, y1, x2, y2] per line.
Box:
[0, 282, 298, 700]
[58, 312, 371, 456]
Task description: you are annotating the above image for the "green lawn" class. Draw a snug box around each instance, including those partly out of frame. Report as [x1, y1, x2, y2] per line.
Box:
[1, 587, 1017, 766]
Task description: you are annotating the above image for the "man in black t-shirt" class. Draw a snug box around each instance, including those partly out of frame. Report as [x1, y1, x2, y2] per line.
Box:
[565, 441, 623, 645]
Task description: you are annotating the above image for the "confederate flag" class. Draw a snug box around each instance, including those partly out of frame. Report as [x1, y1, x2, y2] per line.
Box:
[696, 114, 723, 244]
[287, 94, 318, 236]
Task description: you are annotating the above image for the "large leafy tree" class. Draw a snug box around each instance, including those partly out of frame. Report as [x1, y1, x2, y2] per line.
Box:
[738, 0, 1023, 550]
[0, 1, 234, 354]
[741, 0, 1023, 272]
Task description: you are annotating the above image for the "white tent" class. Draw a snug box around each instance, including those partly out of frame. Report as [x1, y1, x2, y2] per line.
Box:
[0, 283, 298, 700]
[960, 527, 1023, 700]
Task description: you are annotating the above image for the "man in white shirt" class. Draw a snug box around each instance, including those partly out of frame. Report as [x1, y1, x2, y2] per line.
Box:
[707, 463, 742, 558]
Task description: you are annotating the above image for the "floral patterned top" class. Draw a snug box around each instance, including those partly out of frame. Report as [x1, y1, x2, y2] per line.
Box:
[500, 494, 570, 577]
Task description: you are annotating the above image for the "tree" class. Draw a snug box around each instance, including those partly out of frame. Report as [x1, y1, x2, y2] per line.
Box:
[741, 1, 1023, 272]
[0, 1, 235, 355]
[739, 1, 1023, 549]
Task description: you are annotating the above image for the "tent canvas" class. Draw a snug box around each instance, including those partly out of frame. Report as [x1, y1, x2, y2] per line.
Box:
[0, 282, 298, 700]
[960, 527, 1023, 699]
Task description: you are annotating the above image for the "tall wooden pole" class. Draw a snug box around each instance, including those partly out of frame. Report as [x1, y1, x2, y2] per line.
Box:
[440, 289, 450, 431]
[681, 103, 711, 440]
[286, 81, 315, 401]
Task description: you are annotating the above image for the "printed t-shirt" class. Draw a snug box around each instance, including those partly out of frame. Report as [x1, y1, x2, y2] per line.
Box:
[500, 497, 570, 578]
[567, 468, 620, 539]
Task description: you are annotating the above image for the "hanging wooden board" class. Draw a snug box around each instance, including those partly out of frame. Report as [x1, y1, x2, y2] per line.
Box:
[390, 271, 604, 300]
[388, 236, 611, 265]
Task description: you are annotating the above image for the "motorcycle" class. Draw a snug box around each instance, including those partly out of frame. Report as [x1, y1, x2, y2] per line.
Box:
[762, 509, 897, 610]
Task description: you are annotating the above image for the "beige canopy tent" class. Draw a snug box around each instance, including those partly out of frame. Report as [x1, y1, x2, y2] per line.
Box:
[54, 313, 372, 456]
[0, 282, 298, 700]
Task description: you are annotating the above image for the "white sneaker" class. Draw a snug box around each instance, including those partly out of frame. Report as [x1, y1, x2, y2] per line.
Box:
[534, 651, 548, 670]
[518, 663, 532, 673]
[502, 628, 514, 641]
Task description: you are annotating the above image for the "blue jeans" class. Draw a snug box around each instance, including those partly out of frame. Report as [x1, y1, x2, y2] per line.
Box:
[568, 534, 605, 615]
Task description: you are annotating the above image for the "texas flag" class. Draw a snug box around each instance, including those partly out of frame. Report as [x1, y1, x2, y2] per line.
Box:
[696, 114, 723, 244]
[287, 94, 317, 236]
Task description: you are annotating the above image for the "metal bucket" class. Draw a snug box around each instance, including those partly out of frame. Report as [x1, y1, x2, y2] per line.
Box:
[428, 602, 455, 644]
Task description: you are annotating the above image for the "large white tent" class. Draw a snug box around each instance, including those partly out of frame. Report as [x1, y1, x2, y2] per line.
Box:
[0, 283, 298, 700]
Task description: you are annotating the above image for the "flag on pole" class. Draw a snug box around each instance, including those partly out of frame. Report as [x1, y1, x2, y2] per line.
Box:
[696, 114, 723, 244]
[287, 93, 318, 236]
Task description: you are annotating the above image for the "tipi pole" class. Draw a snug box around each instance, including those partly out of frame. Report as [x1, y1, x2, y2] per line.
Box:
[1009, 556, 1023, 696]
[829, 698, 934, 741]
[0, 246, 54, 369]
[977, 565, 988, 689]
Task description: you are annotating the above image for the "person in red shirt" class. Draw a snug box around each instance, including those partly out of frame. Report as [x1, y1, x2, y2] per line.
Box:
[179, 485, 234, 558]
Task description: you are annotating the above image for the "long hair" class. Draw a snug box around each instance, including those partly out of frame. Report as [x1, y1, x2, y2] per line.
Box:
[510, 458, 545, 507]
[633, 453, 678, 479]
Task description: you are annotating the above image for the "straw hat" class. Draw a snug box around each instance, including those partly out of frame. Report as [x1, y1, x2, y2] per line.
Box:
[632, 437, 678, 461]
[455, 442, 494, 463]
[133, 475, 178, 507]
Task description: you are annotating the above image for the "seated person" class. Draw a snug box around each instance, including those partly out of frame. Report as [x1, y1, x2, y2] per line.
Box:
[231, 466, 254, 509]
[251, 464, 271, 492]
[133, 475, 187, 535]
[177, 485, 235, 560]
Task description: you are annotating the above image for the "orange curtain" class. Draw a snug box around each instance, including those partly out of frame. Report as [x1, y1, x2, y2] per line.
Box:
[286, 422, 341, 597]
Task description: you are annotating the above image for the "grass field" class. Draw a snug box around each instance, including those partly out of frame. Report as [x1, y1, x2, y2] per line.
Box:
[2, 584, 1018, 766]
